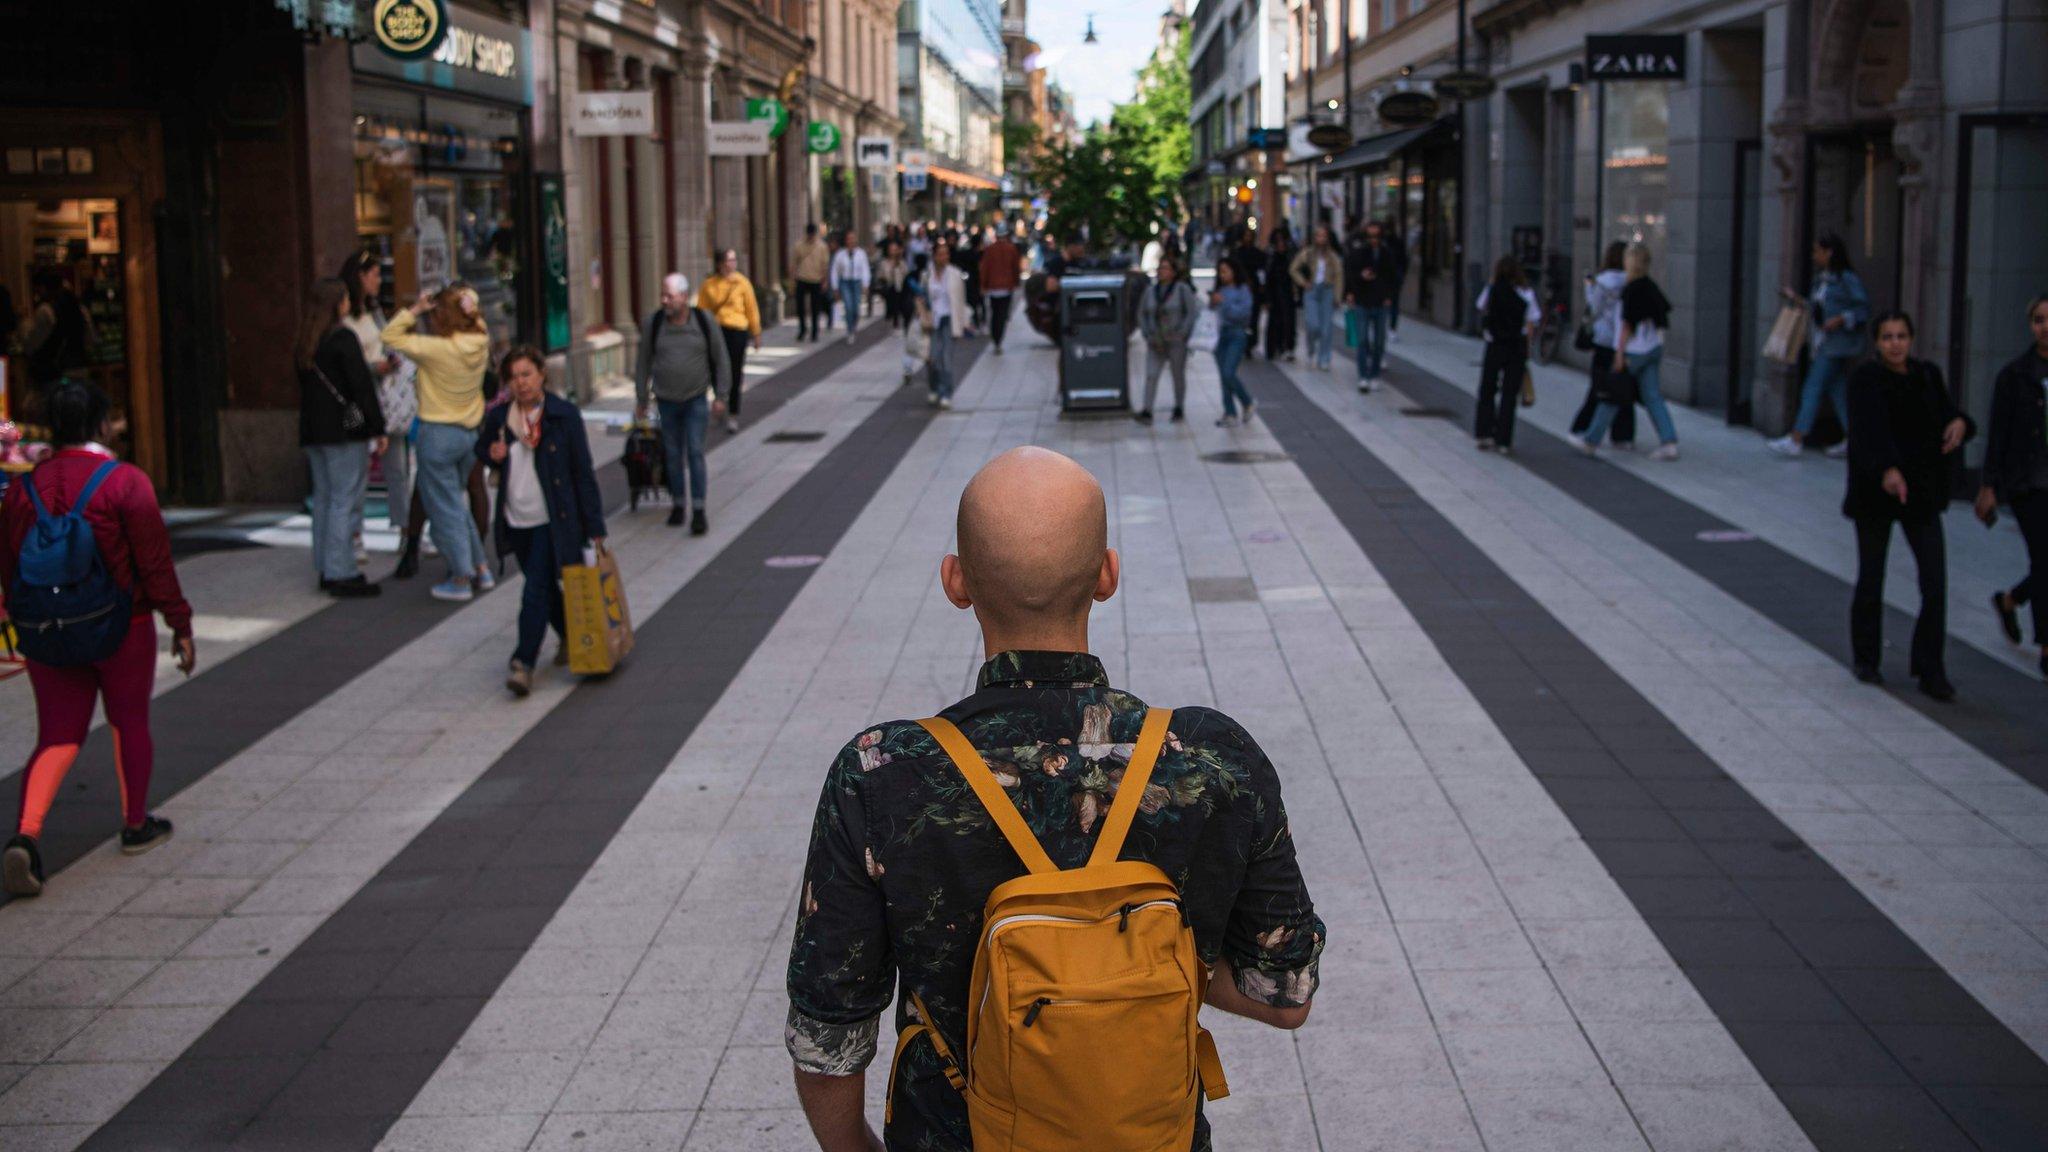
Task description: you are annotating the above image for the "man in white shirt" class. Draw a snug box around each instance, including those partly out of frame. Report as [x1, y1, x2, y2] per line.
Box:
[830, 231, 872, 345]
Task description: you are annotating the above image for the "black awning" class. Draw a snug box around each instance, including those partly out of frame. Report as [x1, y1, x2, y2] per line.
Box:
[1321, 120, 1450, 174]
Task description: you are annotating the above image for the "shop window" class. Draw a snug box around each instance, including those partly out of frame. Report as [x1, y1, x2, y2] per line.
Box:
[353, 86, 527, 344]
[0, 198, 129, 436]
[1601, 82, 1671, 255]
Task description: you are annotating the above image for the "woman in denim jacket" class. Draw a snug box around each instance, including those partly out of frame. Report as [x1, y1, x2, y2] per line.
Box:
[1210, 257, 1256, 426]
[1769, 234, 1869, 458]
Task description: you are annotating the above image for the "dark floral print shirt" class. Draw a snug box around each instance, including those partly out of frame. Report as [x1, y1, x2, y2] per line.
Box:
[785, 651, 1325, 1151]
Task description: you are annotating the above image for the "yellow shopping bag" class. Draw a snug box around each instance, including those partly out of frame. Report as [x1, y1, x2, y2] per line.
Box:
[562, 543, 634, 675]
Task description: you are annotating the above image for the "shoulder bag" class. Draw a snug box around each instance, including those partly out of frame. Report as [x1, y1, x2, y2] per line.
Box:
[310, 361, 368, 436]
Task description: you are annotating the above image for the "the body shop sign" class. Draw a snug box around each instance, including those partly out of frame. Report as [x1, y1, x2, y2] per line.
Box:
[357, 5, 532, 106]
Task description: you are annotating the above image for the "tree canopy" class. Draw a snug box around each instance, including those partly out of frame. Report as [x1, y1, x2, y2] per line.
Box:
[1038, 26, 1189, 252]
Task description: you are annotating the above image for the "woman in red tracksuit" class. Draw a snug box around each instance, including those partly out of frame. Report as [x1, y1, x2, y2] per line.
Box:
[0, 381, 195, 897]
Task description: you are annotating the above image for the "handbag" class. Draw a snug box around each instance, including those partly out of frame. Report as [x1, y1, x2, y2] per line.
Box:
[1762, 303, 1808, 364]
[1520, 368, 1537, 407]
[1343, 307, 1361, 350]
[1572, 318, 1596, 352]
[310, 363, 368, 436]
[1595, 363, 1638, 406]
[1188, 309, 1221, 353]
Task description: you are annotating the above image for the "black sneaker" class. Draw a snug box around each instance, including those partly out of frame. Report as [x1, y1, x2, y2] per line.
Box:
[1170, 408, 1184, 423]
[1994, 592, 2022, 644]
[667, 506, 686, 528]
[119, 815, 173, 856]
[1853, 663, 1884, 685]
[1134, 410, 1154, 425]
[1918, 675, 1957, 703]
[2, 834, 42, 897]
[326, 576, 381, 599]
[690, 509, 708, 536]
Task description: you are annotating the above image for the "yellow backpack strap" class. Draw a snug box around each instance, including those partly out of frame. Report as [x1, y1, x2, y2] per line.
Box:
[1197, 1027, 1230, 1101]
[909, 991, 967, 1092]
[918, 717, 1057, 875]
[1087, 707, 1173, 867]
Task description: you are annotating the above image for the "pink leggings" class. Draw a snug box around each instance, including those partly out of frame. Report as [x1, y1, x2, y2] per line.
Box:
[17, 618, 157, 839]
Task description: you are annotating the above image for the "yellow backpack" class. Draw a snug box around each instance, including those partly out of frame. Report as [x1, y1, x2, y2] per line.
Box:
[897, 707, 1229, 1151]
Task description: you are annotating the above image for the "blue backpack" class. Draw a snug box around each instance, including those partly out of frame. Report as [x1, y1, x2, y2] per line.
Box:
[9, 459, 132, 666]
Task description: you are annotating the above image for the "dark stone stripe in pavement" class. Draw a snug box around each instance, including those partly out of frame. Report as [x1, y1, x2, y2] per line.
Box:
[1385, 353, 2048, 793]
[1242, 358, 2048, 1152]
[77, 336, 979, 1152]
[1, 322, 892, 907]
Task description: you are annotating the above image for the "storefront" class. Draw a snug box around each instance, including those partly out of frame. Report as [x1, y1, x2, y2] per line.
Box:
[0, 113, 163, 478]
[1328, 119, 1462, 328]
[351, 4, 536, 346]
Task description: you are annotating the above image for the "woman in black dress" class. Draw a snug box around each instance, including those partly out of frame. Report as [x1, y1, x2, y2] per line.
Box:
[1844, 310, 1974, 699]
[1263, 226, 1299, 361]
[1978, 294, 2048, 680]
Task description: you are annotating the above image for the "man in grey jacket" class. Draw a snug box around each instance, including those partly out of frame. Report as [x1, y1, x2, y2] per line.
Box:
[635, 273, 729, 533]
[1135, 256, 1199, 424]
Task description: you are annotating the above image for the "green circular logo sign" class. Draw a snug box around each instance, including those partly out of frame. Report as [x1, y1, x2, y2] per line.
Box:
[746, 98, 789, 139]
[374, 0, 448, 61]
[806, 122, 842, 155]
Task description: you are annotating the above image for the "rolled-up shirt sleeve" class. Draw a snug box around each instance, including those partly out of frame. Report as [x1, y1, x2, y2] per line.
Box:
[1221, 743, 1325, 1009]
[786, 739, 894, 1075]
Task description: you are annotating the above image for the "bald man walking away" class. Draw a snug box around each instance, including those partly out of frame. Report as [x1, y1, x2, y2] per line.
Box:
[635, 273, 728, 533]
[786, 447, 1325, 1152]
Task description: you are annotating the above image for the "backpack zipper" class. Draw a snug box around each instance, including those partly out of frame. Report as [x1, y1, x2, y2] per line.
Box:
[21, 602, 117, 633]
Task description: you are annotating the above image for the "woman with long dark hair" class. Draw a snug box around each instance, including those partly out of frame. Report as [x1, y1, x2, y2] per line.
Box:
[1979, 294, 2048, 680]
[1264, 226, 1299, 361]
[1844, 310, 1973, 699]
[1572, 241, 1634, 447]
[297, 278, 388, 597]
[477, 348, 605, 697]
[1210, 256, 1256, 426]
[1769, 233, 1870, 457]
[1474, 255, 1540, 454]
[1, 381, 194, 896]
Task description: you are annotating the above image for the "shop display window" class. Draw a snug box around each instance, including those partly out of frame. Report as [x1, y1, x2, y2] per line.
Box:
[1602, 82, 1671, 254]
[352, 85, 526, 343]
[0, 198, 130, 441]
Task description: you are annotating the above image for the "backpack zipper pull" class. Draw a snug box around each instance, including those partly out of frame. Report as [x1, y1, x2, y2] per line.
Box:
[1118, 904, 1133, 933]
[1022, 997, 1053, 1027]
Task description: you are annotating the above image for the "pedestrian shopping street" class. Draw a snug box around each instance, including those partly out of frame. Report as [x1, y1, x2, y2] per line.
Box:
[4, 315, 2048, 1152]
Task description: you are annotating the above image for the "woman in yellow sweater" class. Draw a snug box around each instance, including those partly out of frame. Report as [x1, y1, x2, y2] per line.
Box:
[381, 285, 494, 602]
[697, 249, 762, 433]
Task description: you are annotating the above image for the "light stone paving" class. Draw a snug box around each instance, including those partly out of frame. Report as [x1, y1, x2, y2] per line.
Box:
[1387, 323, 2041, 676]
[1271, 341, 2048, 1063]
[0, 330, 908, 1150]
[371, 331, 1813, 1151]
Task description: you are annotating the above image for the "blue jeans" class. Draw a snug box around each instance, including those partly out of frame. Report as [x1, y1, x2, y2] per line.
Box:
[1303, 284, 1336, 368]
[1215, 328, 1253, 415]
[656, 395, 709, 509]
[928, 317, 955, 398]
[416, 420, 488, 579]
[838, 279, 862, 335]
[1794, 352, 1854, 438]
[506, 525, 564, 669]
[1355, 303, 1390, 379]
[1585, 346, 1678, 446]
[304, 442, 368, 582]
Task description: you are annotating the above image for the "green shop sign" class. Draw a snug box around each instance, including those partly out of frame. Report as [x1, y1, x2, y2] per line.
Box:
[746, 98, 788, 139]
[806, 122, 841, 154]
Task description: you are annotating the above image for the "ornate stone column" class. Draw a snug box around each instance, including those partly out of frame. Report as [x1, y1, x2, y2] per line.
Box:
[1758, 0, 1811, 433]
[674, 47, 716, 280]
[1889, 0, 1943, 336]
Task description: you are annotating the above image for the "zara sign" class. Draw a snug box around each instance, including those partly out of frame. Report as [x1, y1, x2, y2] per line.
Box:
[1584, 34, 1686, 81]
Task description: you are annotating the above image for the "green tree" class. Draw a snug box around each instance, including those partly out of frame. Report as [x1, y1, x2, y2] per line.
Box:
[1041, 26, 1190, 252]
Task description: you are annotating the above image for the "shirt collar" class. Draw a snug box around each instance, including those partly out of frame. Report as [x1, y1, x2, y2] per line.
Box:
[976, 650, 1109, 690]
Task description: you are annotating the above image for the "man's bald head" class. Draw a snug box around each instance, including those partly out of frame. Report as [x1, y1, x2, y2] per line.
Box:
[951, 448, 1113, 631]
